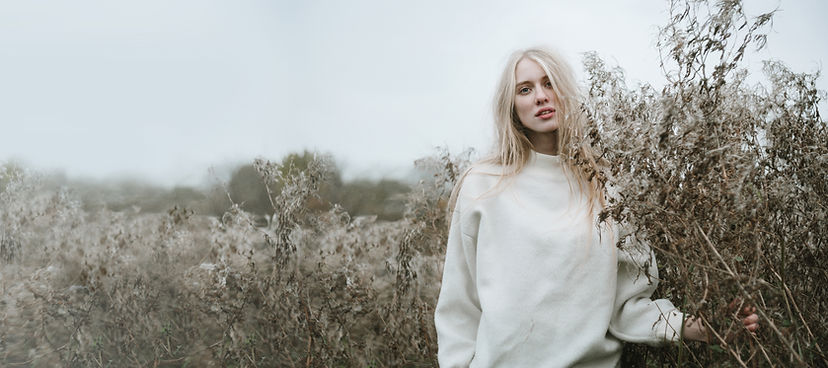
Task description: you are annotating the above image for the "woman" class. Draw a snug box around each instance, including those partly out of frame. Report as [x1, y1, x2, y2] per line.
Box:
[433, 47, 759, 367]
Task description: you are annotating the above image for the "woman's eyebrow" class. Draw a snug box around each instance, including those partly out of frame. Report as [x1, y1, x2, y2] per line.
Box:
[516, 76, 549, 86]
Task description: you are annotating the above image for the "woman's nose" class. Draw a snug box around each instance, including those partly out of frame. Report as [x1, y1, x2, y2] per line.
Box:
[535, 89, 549, 104]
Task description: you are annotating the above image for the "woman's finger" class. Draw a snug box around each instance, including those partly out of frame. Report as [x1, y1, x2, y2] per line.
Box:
[728, 298, 741, 311]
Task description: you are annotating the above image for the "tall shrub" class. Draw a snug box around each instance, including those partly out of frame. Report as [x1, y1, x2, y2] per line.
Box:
[583, 0, 826, 366]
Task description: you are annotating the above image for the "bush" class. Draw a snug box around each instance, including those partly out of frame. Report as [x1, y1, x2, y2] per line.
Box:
[584, 0, 826, 365]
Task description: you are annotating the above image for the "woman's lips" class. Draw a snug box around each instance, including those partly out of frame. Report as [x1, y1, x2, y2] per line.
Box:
[536, 108, 556, 119]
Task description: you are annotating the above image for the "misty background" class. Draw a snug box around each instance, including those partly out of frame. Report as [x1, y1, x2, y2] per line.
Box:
[1, 0, 825, 197]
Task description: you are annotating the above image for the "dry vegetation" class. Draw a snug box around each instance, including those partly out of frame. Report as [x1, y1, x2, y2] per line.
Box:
[1, 0, 826, 367]
[0, 149, 470, 367]
[584, 1, 826, 366]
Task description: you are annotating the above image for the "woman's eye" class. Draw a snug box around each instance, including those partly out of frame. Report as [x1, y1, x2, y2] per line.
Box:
[545, 81, 553, 88]
[519, 87, 530, 94]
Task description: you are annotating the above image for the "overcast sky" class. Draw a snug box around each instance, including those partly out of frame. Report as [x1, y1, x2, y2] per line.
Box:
[1, 0, 825, 187]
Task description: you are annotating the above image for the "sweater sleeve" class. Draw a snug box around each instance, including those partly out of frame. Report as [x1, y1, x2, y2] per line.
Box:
[608, 229, 685, 345]
[434, 190, 481, 367]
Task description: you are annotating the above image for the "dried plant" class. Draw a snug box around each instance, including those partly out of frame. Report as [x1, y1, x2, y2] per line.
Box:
[584, 1, 826, 366]
[0, 147, 471, 367]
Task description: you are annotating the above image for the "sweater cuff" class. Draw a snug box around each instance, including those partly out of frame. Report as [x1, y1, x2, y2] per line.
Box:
[658, 309, 685, 343]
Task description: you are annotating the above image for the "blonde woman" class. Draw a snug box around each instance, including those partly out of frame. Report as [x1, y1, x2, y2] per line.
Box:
[433, 47, 759, 367]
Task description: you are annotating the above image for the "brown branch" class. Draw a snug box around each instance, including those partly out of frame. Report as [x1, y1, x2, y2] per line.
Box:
[697, 223, 806, 366]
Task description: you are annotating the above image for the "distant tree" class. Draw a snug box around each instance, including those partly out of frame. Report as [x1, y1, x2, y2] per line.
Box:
[223, 150, 411, 221]
[202, 184, 232, 217]
[336, 178, 409, 221]
[274, 150, 344, 212]
[228, 164, 271, 216]
[224, 150, 346, 217]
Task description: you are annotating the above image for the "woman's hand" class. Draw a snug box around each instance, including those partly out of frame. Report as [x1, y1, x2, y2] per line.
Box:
[681, 300, 760, 344]
[731, 300, 760, 334]
[681, 316, 710, 342]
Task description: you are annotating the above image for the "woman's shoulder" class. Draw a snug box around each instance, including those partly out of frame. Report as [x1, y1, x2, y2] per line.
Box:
[466, 160, 503, 177]
[455, 160, 507, 199]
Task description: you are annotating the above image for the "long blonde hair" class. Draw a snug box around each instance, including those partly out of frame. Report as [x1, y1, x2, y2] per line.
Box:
[448, 47, 605, 219]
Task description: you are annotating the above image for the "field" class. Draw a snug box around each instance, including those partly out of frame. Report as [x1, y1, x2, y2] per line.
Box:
[1, 150, 473, 367]
[2, 1, 827, 366]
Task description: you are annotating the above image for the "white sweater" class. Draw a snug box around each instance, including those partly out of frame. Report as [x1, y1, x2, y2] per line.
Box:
[434, 151, 685, 368]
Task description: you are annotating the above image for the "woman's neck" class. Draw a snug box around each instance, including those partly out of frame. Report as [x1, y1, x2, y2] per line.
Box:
[527, 130, 559, 155]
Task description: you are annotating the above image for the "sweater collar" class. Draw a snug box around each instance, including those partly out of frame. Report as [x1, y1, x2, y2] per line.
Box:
[529, 150, 562, 169]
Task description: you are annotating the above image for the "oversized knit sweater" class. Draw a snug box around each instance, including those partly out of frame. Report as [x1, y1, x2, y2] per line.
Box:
[434, 151, 685, 368]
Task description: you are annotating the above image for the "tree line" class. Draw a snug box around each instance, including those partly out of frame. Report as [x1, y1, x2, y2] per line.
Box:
[6, 151, 414, 222]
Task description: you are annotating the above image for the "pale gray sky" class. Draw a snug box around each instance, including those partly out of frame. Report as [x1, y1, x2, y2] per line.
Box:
[1, 0, 825, 187]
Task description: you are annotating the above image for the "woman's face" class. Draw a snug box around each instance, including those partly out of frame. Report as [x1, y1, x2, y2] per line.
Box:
[513, 58, 560, 137]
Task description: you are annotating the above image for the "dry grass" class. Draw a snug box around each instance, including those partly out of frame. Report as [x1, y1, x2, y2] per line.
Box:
[0, 149, 470, 367]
